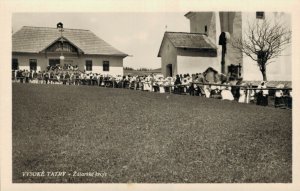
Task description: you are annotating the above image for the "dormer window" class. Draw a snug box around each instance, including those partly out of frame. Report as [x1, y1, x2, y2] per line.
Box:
[256, 12, 265, 19]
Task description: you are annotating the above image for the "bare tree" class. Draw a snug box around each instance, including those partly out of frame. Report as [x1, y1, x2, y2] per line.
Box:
[231, 18, 291, 81]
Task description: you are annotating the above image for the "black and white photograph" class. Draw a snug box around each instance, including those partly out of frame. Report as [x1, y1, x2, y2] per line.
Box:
[1, 0, 300, 190]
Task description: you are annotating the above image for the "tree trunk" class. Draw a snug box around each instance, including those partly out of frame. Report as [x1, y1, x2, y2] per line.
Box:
[260, 64, 267, 81]
[262, 71, 267, 81]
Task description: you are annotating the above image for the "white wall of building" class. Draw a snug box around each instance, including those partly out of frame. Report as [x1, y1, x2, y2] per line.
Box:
[184, 12, 291, 81]
[241, 12, 292, 81]
[177, 55, 220, 75]
[77, 55, 124, 76]
[160, 38, 178, 77]
[186, 12, 243, 74]
[12, 53, 48, 71]
[12, 53, 124, 76]
[188, 12, 216, 42]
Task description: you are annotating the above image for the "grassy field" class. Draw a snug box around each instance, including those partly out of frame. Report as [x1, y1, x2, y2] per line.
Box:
[12, 83, 292, 183]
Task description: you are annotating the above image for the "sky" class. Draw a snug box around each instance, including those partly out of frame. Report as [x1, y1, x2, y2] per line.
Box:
[12, 12, 190, 69]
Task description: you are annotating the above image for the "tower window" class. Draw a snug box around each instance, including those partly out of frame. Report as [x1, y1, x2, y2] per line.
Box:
[256, 12, 265, 19]
[205, 25, 208, 33]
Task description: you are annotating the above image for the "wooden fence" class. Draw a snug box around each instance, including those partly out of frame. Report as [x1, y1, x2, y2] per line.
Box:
[13, 77, 292, 108]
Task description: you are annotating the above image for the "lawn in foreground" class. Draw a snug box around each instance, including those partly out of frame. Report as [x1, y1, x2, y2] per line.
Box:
[12, 83, 292, 183]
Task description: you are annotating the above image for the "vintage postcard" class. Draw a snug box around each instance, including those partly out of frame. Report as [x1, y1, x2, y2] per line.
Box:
[1, 0, 300, 191]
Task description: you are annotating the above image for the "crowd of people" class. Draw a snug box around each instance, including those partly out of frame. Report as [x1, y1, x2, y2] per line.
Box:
[12, 67, 292, 109]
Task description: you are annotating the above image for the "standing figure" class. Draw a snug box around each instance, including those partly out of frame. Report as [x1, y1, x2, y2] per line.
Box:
[256, 81, 268, 106]
[25, 70, 30, 83]
[174, 74, 181, 94]
[275, 84, 284, 108]
[238, 83, 247, 103]
[221, 82, 234, 101]
[44, 71, 49, 84]
[37, 71, 43, 84]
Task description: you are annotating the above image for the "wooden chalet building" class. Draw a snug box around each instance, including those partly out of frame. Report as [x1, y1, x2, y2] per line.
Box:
[12, 25, 128, 76]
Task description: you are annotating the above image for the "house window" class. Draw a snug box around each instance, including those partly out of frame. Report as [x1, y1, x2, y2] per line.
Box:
[29, 59, 37, 71]
[86, 60, 93, 71]
[12, 58, 19, 70]
[256, 12, 265, 19]
[49, 59, 60, 67]
[103, 61, 109, 71]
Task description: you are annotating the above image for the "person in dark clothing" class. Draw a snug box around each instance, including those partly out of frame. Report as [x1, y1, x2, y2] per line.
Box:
[232, 79, 243, 101]
[256, 81, 268, 106]
[50, 72, 54, 84]
[44, 72, 49, 84]
[100, 75, 104, 87]
[64, 72, 70, 85]
[60, 72, 64, 84]
[32, 70, 38, 83]
[190, 83, 200, 96]
[256, 90, 262, 105]
[17, 70, 22, 83]
[174, 74, 181, 85]
[25, 70, 30, 83]
[174, 75, 181, 94]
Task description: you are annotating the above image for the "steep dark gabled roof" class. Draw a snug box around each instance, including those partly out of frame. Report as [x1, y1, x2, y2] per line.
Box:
[12, 26, 128, 57]
[158, 32, 218, 57]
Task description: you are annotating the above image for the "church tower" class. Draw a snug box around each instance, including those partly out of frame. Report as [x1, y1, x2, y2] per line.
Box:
[185, 12, 243, 78]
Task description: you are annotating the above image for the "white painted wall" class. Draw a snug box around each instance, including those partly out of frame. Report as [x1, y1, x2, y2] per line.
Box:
[185, 12, 291, 81]
[177, 55, 220, 75]
[241, 12, 292, 81]
[160, 37, 177, 77]
[77, 55, 124, 76]
[186, 12, 243, 74]
[187, 12, 216, 44]
[12, 53, 48, 71]
[12, 53, 124, 76]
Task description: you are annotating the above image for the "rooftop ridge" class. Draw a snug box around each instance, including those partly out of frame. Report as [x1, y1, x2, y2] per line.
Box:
[165, 31, 207, 35]
[13, 26, 128, 56]
[22, 26, 90, 31]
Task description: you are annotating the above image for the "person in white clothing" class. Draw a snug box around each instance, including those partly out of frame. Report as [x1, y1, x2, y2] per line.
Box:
[275, 84, 284, 108]
[221, 82, 234, 101]
[203, 85, 211, 98]
[143, 75, 152, 91]
[238, 83, 247, 103]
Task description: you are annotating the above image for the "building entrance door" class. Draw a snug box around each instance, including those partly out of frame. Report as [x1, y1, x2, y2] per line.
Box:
[166, 64, 173, 77]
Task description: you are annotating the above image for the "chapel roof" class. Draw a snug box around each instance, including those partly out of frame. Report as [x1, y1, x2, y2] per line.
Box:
[158, 32, 217, 57]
